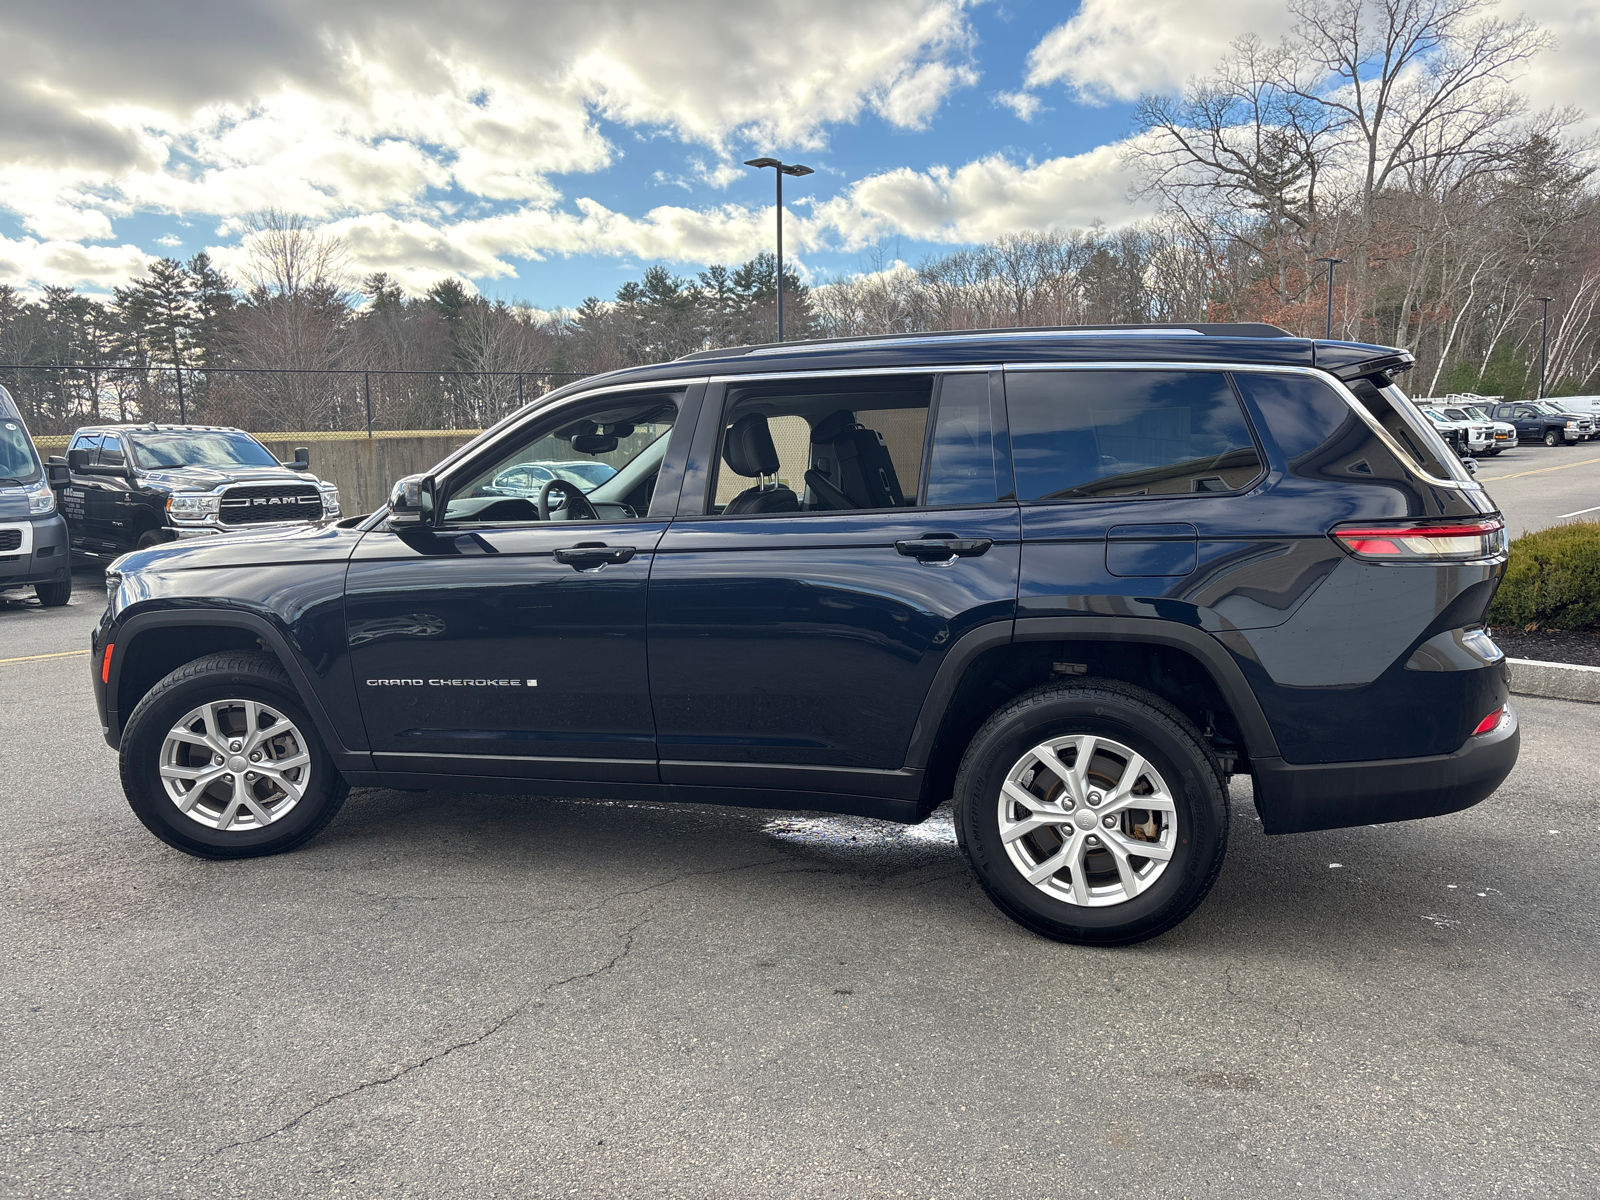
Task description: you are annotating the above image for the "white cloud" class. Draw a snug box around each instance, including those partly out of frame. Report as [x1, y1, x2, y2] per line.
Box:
[1023, 0, 1293, 103]
[994, 90, 1043, 121]
[0, 235, 151, 293]
[815, 144, 1152, 246]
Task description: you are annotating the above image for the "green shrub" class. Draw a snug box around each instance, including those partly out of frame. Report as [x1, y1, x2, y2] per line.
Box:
[1488, 521, 1600, 630]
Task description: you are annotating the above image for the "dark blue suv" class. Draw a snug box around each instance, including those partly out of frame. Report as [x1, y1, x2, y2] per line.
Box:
[89, 325, 1519, 944]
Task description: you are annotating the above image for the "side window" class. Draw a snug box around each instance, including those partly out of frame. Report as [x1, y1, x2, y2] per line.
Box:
[924, 373, 1003, 507]
[1005, 370, 1263, 501]
[443, 393, 680, 524]
[97, 435, 126, 468]
[708, 375, 934, 515]
[71, 433, 101, 462]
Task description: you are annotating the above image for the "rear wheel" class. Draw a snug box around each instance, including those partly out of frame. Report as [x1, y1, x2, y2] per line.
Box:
[954, 680, 1228, 946]
[34, 578, 71, 607]
[119, 652, 348, 858]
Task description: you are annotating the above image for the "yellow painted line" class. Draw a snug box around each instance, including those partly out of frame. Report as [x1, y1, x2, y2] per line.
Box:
[0, 649, 90, 665]
[1478, 455, 1600, 482]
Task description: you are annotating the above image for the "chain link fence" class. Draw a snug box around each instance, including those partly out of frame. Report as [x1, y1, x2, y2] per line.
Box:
[1, 365, 592, 439]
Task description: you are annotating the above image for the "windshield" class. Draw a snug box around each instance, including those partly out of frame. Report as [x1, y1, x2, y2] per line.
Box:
[127, 431, 279, 471]
[1442, 408, 1472, 421]
[1423, 410, 1448, 423]
[1464, 407, 1492, 421]
[0, 416, 42, 483]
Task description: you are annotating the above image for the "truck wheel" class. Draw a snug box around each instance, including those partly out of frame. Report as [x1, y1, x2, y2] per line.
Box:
[34, 578, 72, 607]
[953, 679, 1228, 947]
[119, 651, 348, 859]
[1544, 429, 1561, 447]
[135, 528, 176, 550]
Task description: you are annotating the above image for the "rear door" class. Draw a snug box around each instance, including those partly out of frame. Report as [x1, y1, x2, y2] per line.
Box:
[647, 370, 1020, 801]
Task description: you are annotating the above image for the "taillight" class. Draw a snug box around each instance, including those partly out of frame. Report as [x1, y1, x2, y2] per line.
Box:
[1331, 518, 1506, 561]
[1472, 707, 1504, 736]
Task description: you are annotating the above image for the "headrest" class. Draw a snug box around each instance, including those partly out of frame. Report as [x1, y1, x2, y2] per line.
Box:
[811, 409, 858, 443]
[723, 412, 781, 478]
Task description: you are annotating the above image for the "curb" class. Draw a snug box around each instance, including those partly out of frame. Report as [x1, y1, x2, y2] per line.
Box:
[1506, 657, 1600, 704]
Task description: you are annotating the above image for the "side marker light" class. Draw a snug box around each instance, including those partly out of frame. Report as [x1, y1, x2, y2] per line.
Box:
[101, 644, 114, 684]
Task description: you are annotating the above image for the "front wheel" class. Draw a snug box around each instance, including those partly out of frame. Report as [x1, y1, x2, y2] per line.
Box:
[34, 578, 71, 607]
[119, 651, 348, 858]
[954, 680, 1228, 946]
[1544, 429, 1562, 447]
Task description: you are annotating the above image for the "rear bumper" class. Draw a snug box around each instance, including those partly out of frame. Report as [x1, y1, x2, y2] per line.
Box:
[1250, 703, 1520, 834]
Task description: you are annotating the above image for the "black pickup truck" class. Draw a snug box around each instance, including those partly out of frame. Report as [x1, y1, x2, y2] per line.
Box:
[1490, 402, 1589, 447]
[57, 424, 340, 558]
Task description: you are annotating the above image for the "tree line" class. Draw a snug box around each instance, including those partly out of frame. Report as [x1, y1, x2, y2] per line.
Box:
[1, 0, 1595, 437]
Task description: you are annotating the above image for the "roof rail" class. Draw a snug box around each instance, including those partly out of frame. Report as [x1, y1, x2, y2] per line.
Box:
[674, 322, 1295, 362]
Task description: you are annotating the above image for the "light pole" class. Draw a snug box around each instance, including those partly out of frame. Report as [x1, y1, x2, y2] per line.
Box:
[1537, 296, 1553, 398]
[1316, 257, 1346, 340]
[744, 157, 813, 342]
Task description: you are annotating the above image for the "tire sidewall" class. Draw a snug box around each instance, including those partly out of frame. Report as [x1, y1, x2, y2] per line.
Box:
[121, 664, 340, 857]
[956, 689, 1226, 943]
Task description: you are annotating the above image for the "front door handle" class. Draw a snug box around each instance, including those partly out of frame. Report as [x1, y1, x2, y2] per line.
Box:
[895, 534, 993, 561]
[553, 542, 636, 569]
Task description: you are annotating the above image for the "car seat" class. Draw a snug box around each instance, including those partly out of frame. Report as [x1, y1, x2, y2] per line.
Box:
[720, 413, 801, 514]
[804, 409, 906, 510]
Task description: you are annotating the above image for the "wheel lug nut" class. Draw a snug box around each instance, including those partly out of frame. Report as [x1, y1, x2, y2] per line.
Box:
[245, 771, 256, 781]
[229, 741, 242, 752]
[223, 774, 233, 783]
[1103, 816, 1116, 829]
[249, 751, 260, 762]
[1087, 835, 1100, 846]
[1088, 791, 1103, 807]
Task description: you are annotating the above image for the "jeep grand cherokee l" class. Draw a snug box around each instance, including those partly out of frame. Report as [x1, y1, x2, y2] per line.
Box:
[90, 324, 1519, 946]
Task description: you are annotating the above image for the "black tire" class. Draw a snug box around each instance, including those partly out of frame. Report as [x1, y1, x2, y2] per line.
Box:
[1544, 429, 1561, 447]
[135, 528, 176, 550]
[34, 578, 71, 607]
[119, 651, 348, 859]
[953, 679, 1228, 947]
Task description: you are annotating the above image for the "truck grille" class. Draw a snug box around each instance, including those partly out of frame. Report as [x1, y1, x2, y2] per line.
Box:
[0, 529, 21, 551]
[218, 484, 323, 526]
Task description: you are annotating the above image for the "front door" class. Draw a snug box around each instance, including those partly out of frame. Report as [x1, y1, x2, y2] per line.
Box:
[647, 371, 1020, 798]
[347, 387, 694, 785]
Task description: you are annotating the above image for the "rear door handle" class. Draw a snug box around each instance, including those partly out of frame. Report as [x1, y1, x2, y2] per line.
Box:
[895, 534, 993, 561]
[553, 542, 636, 568]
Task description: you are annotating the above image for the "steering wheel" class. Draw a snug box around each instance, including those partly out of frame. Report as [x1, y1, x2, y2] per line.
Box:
[537, 477, 600, 522]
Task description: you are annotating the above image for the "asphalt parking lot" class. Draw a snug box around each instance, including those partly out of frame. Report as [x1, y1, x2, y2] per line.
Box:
[2, 448, 1597, 1198]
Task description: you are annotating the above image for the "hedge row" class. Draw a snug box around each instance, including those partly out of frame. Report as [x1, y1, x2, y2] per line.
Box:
[1487, 520, 1600, 630]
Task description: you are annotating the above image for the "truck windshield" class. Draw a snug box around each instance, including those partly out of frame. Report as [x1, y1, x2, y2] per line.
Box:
[0, 416, 42, 483]
[127, 431, 279, 470]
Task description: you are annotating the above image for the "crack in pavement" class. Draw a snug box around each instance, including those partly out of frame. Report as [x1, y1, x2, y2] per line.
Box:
[206, 914, 652, 1159]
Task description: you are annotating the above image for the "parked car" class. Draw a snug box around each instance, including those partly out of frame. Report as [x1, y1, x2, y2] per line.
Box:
[1537, 400, 1598, 440]
[56, 424, 340, 559]
[1490, 402, 1586, 446]
[1455, 405, 1518, 453]
[1420, 406, 1494, 456]
[93, 324, 1519, 946]
[0, 385, 71, 607]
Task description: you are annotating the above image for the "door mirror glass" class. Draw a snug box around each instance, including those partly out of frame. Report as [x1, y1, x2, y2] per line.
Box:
[46, 455, 70, 484]
[67, 447, 91, 472]
[284, 446, 312, 470]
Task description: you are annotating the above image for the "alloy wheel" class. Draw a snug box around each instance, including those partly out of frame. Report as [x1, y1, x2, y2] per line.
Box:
[998, 734, 1178, 907]
[159, 699, 312, 831]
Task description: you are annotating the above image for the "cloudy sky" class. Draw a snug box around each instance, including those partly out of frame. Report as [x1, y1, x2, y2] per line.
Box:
[1, 0, 1595, 308]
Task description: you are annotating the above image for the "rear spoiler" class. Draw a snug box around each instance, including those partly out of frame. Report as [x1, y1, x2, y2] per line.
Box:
[1313, 341, 1415, 383]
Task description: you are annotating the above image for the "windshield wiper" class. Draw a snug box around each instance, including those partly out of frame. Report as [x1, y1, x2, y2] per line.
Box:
[0, 476, 26, 487]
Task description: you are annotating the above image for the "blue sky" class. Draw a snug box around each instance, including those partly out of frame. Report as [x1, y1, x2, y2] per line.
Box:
[0, 0, 1593, 309]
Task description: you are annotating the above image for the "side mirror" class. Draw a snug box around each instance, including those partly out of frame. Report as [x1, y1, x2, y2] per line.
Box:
[46, 455, 70, 485]
[284, 446, 311, 470]
[387, 473, 434, 527]
[67, 448, 90, 472]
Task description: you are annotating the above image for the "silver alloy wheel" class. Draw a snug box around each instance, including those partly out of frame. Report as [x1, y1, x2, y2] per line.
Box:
[159, 699, 311, 831]
[998, 733, 1178, 907]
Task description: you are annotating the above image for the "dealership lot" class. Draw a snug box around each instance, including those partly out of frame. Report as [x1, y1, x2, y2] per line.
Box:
[2, 445, 1597, 1198]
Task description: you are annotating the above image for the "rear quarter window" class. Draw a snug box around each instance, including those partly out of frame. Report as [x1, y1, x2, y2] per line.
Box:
[1004, 370, 1263, 500]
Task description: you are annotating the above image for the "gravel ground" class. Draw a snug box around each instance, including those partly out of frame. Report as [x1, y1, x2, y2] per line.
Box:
[1490, 628, 1600, 667]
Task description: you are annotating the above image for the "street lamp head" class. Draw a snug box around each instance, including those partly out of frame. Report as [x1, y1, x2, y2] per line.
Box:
[779, 163, 814, 177]
[1316, 256, 1346, 265]
[744, 157, 782, 169]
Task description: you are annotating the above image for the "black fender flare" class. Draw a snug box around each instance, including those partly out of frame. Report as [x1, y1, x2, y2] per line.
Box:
[106, 607, 369, 770]
[903, 615, 1280, 771]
